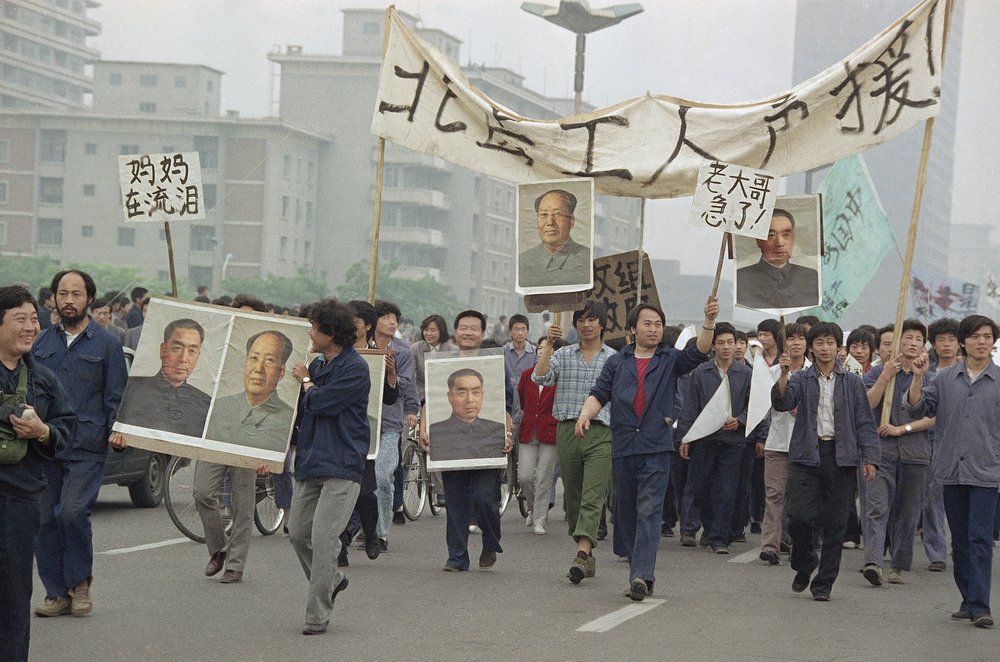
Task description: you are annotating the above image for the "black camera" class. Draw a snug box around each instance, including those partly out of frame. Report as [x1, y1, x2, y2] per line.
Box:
[0, 400, 27, 421]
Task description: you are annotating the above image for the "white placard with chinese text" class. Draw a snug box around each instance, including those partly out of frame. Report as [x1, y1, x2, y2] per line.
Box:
[118, 151, 204, 222]
[688, 160, 777, 239]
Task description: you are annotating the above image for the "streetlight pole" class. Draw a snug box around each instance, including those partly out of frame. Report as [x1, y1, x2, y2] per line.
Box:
[521, 1, 644, 114]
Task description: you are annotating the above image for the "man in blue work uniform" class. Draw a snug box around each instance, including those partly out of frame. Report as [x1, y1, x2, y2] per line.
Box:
[31, 269, 128, 617]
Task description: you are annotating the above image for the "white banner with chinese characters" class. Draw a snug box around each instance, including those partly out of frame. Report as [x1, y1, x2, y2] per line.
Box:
[118, 152, 204, 222]
[910, 268, 980, 319]
[372, 0, 945, 199]
[688, 161, 777, 239]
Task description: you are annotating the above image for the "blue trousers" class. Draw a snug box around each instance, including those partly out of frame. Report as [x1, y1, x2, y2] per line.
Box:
[943, 484, 999, 618]
[613, 451, 671, 585]
[37, 458, 105, 597]
[441, 469, 502, 570]
[0, 495, 40, 662]
[688, 442, 744, 548]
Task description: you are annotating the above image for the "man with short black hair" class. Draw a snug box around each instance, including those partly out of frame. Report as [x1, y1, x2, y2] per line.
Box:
[519, 189, 591, 287]
[756, 319, 782, 367]
[89, 297, 126, 345]
[735, 209, 819, 310]
[907, 315, 1000, 628]
[36, 287, 54, 330]
[124, 287, 148, 328]
[32, 269, 128, 617]
[0, 286, 74, 661]
[773, 321, 879, 601]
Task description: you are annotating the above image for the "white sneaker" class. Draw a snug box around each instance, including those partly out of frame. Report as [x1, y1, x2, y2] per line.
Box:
[469, 524, 482, 535]
[525, 512, 533, 527]
[842, 541, 857, 549]
[533, 524, 546, 535]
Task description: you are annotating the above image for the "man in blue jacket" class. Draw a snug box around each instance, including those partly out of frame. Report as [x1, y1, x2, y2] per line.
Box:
[0, 286, 75, 662]
[576, 297, 719, 601]
[772, 321, 878, 601]
[288, 298, 371, 635]
[31, 269, 127, 618]
[679, 322, 769, 554]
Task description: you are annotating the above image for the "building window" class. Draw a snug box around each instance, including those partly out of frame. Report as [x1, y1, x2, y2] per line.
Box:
[40, 130, 65, 162]
[84, 142, 97, 155]
[206, 80, 213, 92]
[279, 236, 288, 258]
[109, 72, 122, 86]
[192, 136, 218, 169]
[39, 177, 63, 204]
[363, 22, 379, 35]
[189, 265, 212, 288]
[282, 155, 290, 178]
[38, 218, 62, 246]
[190, 225, 215, 251]
[203, 184, 216, 210]
[295, 199, 301, 223]
[304, 240, 311, 260]
[306, 201, 313, 224]
[0, 140, 7, 162]
[120, 144, 140, 155]
[139, 102, 156, 113]
[307, 161, 314, 183]
[82, 184, 94, 196]
[117, 227, 135, 246]
[281, 196, 289, 219]
[175, 76, 187, 88]
[81, 225, 93, 237]
[139, 74, 158, 87]
[0, 222, 6, 245]
[0, 181, 6, 203]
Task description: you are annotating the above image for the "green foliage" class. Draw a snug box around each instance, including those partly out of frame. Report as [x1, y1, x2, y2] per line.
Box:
[223, 267, 329, 307]
[0, 256, 60, 293]
[335, 260, 466, 324]
[0, 256, 183, 298]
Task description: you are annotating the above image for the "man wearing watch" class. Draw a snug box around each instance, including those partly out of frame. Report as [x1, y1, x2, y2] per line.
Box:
[861, 319, 935, 586]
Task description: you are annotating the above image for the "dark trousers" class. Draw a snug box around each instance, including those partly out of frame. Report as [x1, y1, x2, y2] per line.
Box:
[392, 436, 405, 512]
[442, 469, 502, 570]
[750, 453, 765, 524]
[0, 495, 40, 662]
[37, 458, 105, 597]
[785, 441, 855, 596]
[943, 484, 999, 618]
[689, 442, 744, 548]
[613, 451, 671, 585]
[343, 460, 378, 551]
[730, 442, 756, 537]
[844, 477, 862, 544]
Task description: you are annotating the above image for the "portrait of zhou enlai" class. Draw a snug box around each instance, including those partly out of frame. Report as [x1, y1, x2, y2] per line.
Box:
[518, 184, 594, 291]
[735, 207, 820, 312]
[116, 318, 211, 438]
[428, 367, 506, 463]
[205, 329, 295, 452]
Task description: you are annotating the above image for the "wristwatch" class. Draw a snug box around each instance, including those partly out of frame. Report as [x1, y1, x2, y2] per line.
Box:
[904, 423, 913, 433]
[301, 376, 311, 384]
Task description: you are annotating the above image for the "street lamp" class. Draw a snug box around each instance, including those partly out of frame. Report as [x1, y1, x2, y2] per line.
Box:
[521, 0, 644, 113]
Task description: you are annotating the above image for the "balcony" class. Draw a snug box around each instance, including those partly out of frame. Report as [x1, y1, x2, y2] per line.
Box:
[379, 146, 451, 172]
[391, 266, 442, 282]
[379, 226, 446, 248]
[378, 186, 450, 211]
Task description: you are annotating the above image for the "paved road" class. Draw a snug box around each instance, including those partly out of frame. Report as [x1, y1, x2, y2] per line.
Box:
[28, 483, 997, 662]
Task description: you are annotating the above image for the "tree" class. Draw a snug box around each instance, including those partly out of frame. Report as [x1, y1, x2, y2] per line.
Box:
[223, 267, 329, 307]
[0, 256, 181, 299]
[335, 260, 466, 325]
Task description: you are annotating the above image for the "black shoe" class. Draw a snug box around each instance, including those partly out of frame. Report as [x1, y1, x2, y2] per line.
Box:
[479, 550, 497, 568]
[779, 541, 791, 554]
[331, 577, 349, 605]
[973, 614, 994, 629]
[204, 551, 227, 577]
[812, 592, 831, 602]
[365, 542, 380, 560]
[952, 609, 971, 620]
[435, 495, 447, 507]
[750, 522, 762, 534]
[302, 623, 328, 635]
[698, 534, 710, 548]
[627, 578, 649, 602]
[337, 552, 349, 568]
[378, 538, 388, 552]
[759, 550, 780, 565]
[393, 510, 406, 525]
[792, 571, 811, 593]
[711, 545, 730, 555]
[597, 527, 608, 541]
[661, 524, 674, 537]
[731, 533, 747, 544]
[862, 564, 883, 586]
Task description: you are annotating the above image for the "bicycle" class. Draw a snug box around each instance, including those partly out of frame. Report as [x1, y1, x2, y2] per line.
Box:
[499, 441, 529, 519]
[400, 428, 441, 521]
[164, 456, 285, 544]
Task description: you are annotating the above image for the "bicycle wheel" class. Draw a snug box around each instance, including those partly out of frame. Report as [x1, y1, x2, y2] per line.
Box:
[427, 460, 441, 516]
[254, 475, 284, 536]
[511, 444, 529, 518]
[498, 452, 515, 516]
[164, 456, 205, 544]
[401, 441, 426, 520]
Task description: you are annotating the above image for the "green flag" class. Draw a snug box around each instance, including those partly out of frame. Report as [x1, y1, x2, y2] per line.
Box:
[800, 155, 895, 319]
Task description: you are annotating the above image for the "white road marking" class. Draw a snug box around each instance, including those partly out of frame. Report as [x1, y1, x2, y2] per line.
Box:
[728, 546, 763, 564]
[577, 598, 665, 633]
[100, 538, 192, 555]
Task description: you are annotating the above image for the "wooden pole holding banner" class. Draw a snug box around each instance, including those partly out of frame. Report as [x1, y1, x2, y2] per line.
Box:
[710, 232, 729, 299]
[367, 6, 395, 304]
[880, 0, 953, 426]
[163, 221, 178, 297]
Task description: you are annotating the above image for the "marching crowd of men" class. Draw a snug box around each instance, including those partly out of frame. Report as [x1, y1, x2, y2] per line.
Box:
[1, 269, 999, 659]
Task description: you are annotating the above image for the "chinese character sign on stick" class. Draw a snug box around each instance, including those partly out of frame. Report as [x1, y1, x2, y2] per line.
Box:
[688, 160, 777, 240]
[118, 152, 204, 222]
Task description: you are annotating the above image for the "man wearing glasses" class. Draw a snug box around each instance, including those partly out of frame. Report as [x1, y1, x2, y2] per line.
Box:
[519, 189, 591, 288]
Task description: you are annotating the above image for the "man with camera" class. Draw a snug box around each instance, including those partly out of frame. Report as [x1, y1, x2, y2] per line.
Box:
[0, 286, 74, 662]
